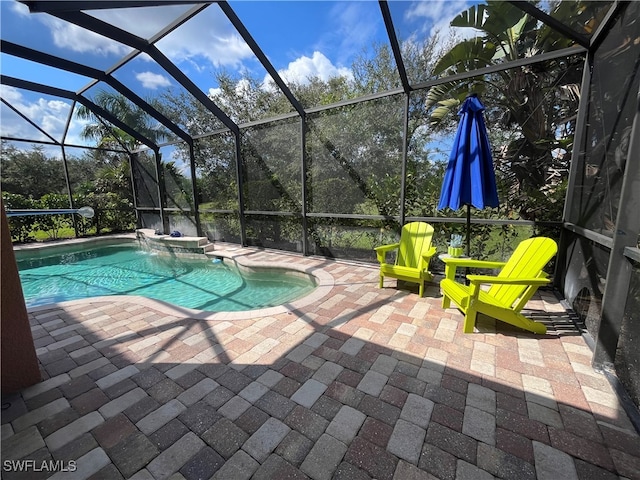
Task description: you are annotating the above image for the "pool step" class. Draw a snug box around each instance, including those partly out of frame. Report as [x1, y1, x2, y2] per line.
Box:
[137, 229, 216, 255]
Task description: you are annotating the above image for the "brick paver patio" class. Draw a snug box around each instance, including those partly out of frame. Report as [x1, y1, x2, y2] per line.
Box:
[2, 244, 639, 479]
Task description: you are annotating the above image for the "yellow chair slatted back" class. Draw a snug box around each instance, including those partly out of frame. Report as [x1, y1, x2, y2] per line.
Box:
[489, 237, 558, 308]
[396, 222, 435, 269]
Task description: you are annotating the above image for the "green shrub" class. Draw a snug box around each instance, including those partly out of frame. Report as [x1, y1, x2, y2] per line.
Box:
[2, 192, 37, 243]
[36, 193, 73, 240]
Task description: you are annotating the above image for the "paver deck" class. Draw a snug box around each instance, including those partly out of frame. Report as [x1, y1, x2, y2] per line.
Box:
[2, 244, 639, 479]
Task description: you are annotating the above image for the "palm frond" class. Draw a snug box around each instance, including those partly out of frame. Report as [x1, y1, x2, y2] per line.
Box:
[434, 38, 496, 76]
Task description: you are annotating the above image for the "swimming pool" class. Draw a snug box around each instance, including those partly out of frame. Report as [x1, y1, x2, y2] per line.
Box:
[17, 243, 317, 311]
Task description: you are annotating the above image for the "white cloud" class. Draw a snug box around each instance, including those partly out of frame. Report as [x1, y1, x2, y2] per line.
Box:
[136, 71, 172, 90]
[0, 85, 91, 149]
[155, 6, 254, 70]
[7, 1, 130, 58]
[1, 84, 26, 105]
[24, 4, 253, 71]
[234, 78, 252, 96]
[207, 78, 252, 99]
[1, 85, 67, 141]
[10, 1, 30, 17]
[79, 5, 253, 68]
[41, 16, 132, 57]
[270, 51, 352, 86]
[86, 5, 189, 41]
[404, 0, 477, 44]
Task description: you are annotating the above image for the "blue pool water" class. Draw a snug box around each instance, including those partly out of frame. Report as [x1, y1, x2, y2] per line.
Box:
[17, 244, 316, 311]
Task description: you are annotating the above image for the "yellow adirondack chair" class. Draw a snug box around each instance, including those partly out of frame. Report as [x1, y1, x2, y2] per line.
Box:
[374, 222, 437, 297]
[440, 237, 557, 334]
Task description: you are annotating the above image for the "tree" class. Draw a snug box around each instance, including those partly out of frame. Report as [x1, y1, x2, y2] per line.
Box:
[349, 39, 460, 222]
[423, 1, 600, 220]
[76, 90, 167, 150]
[163, 160, 192, 209]
[36, 193, 72, 240]
[1, 142, 67, 198]
[74, 91, 164, 232]
[155, 35, 453, 251]
[2, 192, 37, 242]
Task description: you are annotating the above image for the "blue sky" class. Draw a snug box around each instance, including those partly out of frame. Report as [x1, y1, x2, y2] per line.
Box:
[0, 0, 474, 149]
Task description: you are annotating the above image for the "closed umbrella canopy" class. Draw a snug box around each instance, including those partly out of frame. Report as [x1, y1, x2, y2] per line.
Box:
[438, 94, 499, 254]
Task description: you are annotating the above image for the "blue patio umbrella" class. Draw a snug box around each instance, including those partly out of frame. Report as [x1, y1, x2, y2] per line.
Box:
[438, 94, 499, 256]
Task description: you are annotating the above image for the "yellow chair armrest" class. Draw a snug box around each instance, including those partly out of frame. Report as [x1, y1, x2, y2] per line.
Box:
[440, 258, 507, 269]
[374, 243, 400, 253]
[374, 242, 399, 264]
[467, 275, 551, 286]
[418, 246, 437, 270]
[422, 246, 437, 259]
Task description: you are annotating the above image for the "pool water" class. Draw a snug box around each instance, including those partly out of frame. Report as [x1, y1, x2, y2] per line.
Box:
[17, 244, 316, 311]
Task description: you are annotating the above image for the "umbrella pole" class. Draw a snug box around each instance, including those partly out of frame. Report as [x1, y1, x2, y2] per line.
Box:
[466, 205, 471, 257]
[465, 205, 471, 285]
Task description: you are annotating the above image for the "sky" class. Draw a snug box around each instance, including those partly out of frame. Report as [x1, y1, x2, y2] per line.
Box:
[0, 0, 475, 152]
